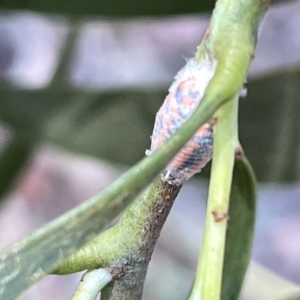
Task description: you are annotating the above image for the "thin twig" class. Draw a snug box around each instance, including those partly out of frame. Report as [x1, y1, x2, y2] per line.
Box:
[71, 269, 112, 300]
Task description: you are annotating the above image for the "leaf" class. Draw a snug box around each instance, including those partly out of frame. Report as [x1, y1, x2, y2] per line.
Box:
[221, 155, 256, 300]
[1, 0, 215, 16]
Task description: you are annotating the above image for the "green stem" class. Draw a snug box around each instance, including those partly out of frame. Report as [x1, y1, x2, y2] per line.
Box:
[189, 93, 239, 300]
[188, 0, 270, 297]
[56, 177, 181, 300]
[196, 0, 269, 101]
[71, 269, 112, 300]
[55, 177, 181, 273]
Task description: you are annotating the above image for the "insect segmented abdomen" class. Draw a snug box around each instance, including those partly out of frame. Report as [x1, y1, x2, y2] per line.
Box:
[149, 57, 216, 185]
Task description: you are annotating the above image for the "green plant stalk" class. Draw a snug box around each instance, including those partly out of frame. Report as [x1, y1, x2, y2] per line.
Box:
[101, 180, 181, 299]
[189, 93, 238, 300]
[195, 0, 270, 101]
[188, 1, 270, 297]
[56, 177, 181, 300]
[55, 176, 180, 274]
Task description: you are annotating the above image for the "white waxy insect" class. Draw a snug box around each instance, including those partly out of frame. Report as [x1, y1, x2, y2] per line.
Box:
[148, 57, 217, 185]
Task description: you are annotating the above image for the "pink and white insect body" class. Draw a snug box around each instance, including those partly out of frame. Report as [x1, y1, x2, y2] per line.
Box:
[150, 57, 217, 185]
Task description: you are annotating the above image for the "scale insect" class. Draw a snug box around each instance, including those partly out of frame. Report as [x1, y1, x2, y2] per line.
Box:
[148, 57, 216, 185]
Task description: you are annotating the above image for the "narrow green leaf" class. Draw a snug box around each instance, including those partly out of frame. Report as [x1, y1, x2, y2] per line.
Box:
[221, 156, 256, 300]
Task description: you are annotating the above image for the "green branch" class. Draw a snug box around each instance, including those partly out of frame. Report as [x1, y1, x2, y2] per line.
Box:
[188, 93, 239, 300]
[55, 177, 181, 273]
[56, 177, 181, 299]
[188, 1, 269, 299]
